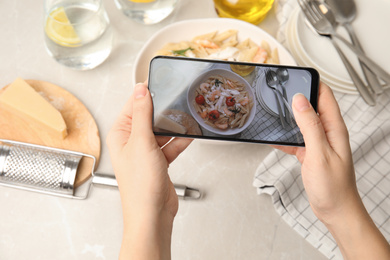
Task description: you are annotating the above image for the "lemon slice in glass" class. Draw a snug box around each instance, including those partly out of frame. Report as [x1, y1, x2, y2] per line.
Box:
[45, 7, 81, 47]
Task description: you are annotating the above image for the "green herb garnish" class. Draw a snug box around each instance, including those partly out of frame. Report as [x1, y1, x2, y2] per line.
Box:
[229, 106, 241, 114]
[215, 79, 223, 87]
[171, 47, 194, 56]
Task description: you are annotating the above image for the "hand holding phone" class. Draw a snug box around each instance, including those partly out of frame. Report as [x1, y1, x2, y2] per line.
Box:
[148, 56, 319, 146]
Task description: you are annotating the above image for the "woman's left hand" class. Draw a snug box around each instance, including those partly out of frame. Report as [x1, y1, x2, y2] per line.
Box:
[106, 82, 192, 259]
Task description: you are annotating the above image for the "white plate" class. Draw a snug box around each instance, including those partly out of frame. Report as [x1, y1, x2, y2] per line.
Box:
[294, 0, 390, 87]
[132, 18, 297, 85]
[187, 68, 256, 136]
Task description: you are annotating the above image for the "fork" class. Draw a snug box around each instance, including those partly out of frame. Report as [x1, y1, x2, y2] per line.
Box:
[298, 0, 375, 105]
[298, 0, 390, 87]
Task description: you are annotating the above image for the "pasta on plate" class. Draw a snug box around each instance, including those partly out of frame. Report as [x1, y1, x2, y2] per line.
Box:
[156, 30, 280, 64]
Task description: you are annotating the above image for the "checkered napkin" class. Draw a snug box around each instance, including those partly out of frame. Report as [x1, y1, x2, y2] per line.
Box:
[253, 1, 390, 259]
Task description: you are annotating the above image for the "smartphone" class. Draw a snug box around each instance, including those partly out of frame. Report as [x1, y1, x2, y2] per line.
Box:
[148, 56, 319, 146]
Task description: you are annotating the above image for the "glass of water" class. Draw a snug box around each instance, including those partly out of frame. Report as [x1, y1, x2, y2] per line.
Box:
[115, 0, 177, 25]
[44, 0, 114, 70]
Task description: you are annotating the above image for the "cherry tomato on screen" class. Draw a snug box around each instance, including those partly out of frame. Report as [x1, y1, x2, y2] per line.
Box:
[208, 110, 220, 120]
[195, 95, 205, 105]
[226, 96, 235, 106]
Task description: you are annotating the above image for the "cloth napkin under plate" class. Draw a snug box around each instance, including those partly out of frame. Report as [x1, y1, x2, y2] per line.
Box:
[253, 0, 390, 259]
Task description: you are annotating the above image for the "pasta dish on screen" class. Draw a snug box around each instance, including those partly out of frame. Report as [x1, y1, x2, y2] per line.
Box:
[193, 75, 253, 130]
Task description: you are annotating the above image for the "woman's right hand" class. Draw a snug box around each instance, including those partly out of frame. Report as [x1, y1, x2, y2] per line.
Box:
[274, 82, 390, 259]
[275, 82, 358, 222]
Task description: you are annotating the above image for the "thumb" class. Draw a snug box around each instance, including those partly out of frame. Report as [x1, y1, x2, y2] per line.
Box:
[292, 93, 328, 152]
[131, 83, 154, 138]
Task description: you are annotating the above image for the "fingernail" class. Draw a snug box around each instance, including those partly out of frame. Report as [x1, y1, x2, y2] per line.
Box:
[134, 84, 147, 99]
[293, 93, 311, 112]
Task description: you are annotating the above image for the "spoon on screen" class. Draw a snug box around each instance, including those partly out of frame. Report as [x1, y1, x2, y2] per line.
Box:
[276, 68, 291, 124]
[265, 70, 287, 128]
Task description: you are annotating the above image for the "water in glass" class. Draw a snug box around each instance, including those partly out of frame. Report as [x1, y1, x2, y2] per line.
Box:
[44, 0, 113, 70]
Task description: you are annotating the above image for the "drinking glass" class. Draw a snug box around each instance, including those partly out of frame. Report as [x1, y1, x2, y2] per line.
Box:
[213, 0, 275, 25]
[44, 0, 114, 70]
[115, 0, 178, 25]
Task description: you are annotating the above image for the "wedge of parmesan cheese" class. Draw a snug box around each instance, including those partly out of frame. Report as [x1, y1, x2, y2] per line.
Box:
[0, 78, 68, 139]
[155, 115, 187, 134]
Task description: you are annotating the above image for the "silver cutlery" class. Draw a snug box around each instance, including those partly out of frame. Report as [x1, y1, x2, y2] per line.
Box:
[276, 68, 292, 125]
[265, 70, 296, 127]
[325, 0, 383, 95]
[265, 69, 287, 128]
[298, 0, 390, 86]
[298, 0, 376, 105]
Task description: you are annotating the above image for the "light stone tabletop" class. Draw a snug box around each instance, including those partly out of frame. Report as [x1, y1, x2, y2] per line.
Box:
[0, 0, 327, 259]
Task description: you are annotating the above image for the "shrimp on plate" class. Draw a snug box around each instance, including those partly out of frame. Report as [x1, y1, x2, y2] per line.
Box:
[194, 39, 220, 49]
[252, 47, 268, 63]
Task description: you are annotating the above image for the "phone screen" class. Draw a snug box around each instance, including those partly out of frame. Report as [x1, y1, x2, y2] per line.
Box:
[148, 56, 319, 146]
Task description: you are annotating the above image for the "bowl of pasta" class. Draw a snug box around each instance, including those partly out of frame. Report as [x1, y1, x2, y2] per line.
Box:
[187, 69, 256, 136]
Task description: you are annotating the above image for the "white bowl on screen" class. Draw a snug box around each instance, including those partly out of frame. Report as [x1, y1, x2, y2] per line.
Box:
[187, 69, 256, 136]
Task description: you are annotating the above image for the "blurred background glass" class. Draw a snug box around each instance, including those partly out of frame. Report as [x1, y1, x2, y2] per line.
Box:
[213, 0, 275, 24]
[115, 0, 178, 25]
[44, 0, 113, 70]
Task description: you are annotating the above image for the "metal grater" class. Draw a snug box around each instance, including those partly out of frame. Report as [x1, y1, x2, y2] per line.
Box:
[0, 139, 201, 200]
[0, 139, 95, 199]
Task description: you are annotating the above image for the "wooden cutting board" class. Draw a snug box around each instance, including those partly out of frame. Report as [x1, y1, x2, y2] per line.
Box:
[0, 79, 101, 187]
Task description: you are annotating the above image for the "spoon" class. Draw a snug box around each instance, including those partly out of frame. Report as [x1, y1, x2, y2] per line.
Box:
[265, 70, 287, 128]
[276, 68, 291, 124]
[310, 1, 376, 106]
[325, 0, 383, 94]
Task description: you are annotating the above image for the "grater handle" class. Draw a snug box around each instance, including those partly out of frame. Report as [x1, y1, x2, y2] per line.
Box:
[92, 173, 118, 187]
[91, 173, 201, 200]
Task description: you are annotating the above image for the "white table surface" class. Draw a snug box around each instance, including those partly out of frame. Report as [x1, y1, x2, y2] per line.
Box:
[0, 0, 327, 259]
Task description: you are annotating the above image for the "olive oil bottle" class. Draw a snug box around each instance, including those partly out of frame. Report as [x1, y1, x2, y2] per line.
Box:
[214, 0, 274, 24]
